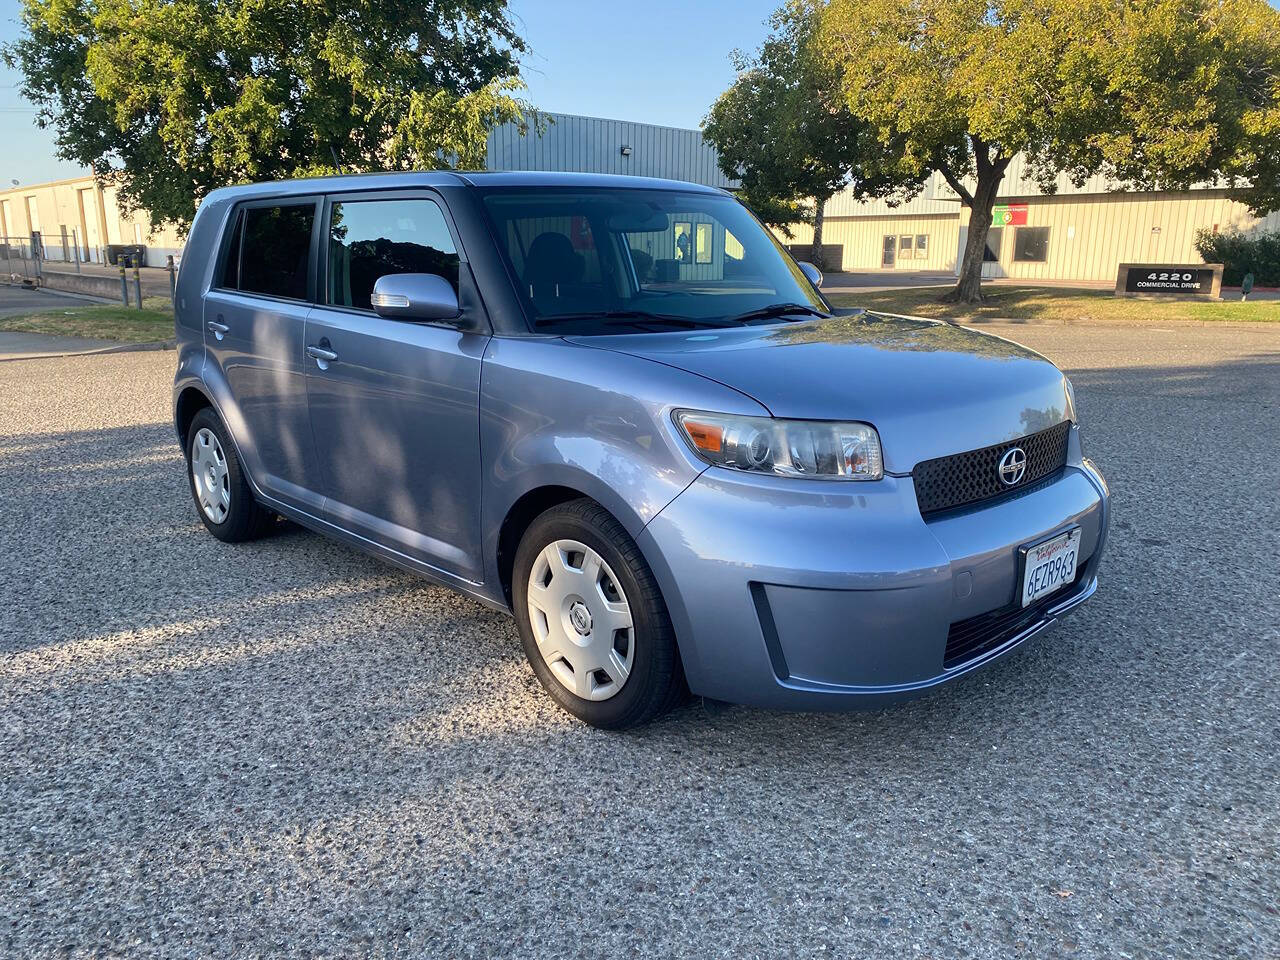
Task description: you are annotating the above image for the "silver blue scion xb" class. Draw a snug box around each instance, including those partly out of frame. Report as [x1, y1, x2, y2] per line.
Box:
[173, 171, 1110, 728]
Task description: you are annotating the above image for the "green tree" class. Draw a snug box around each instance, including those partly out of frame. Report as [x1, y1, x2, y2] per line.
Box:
[5, 0, 531, 230]
[820, 0, 1280, 302]
[703, 0, 900, 271]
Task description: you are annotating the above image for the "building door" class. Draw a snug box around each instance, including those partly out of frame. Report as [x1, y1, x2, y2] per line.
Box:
[77, 188, 101, 261]
[982, 227, 1003, 279]
[882, 235, 895, 267]
[955, 226, 1007, 278]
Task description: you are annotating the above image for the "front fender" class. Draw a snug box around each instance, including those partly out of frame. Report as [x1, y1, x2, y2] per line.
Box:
[478, 335, 766, 597]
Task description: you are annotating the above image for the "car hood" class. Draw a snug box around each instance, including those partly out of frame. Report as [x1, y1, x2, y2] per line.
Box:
[568, 312, 1074, 474]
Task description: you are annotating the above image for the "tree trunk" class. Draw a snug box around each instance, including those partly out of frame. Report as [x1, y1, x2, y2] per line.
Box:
[941, 144, 1010, 304]
[809, 199, 826, 272]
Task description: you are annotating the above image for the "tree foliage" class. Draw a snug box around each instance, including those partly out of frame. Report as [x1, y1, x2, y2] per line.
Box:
[703, 0, 899, 267]
[1195, 228, 1280, 286]
[819, 0, 1280, 301]
[5, 0, 531, 230]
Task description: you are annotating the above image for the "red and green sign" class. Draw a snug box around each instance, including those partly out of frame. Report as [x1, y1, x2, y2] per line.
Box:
[992, 204, 1028, 226]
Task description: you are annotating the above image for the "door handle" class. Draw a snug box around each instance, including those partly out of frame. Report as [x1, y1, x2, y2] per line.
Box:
[207, 319, 229, 340]
[306, 344, 339, 363]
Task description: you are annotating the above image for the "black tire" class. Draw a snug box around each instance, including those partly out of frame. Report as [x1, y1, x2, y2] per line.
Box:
[185, 407, 272, 543]
[513, 499, 685, 729]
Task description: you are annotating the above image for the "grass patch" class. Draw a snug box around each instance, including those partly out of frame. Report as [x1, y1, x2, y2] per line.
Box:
[0, 296, 174, 342]
[827, 285, 1280, 323]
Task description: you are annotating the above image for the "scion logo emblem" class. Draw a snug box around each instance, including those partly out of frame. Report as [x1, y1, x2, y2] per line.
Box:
[998, 446, 1027, 486]
[568, 600, 593, 636]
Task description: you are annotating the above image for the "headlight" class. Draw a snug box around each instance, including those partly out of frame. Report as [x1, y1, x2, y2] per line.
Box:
[674, 410, 883, 480]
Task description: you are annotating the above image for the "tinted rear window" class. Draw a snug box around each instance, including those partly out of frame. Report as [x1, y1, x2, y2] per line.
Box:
[238, 203, 314, 300]
[218, 209, 244, 290]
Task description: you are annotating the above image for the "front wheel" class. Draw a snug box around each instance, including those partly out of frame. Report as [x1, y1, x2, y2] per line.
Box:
[513, 499, 684, 729]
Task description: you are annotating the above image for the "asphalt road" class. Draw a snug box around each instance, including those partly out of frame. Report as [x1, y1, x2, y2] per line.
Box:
[2, 324, 1278, 958]
[0, 286, 89, 319]
[0, 287, 118, 359]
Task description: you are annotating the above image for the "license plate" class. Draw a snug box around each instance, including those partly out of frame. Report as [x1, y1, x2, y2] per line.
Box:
[1020, 527, 1081, 607]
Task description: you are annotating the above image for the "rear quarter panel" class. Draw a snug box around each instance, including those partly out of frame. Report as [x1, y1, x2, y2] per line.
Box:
[172, 195, 236, 438]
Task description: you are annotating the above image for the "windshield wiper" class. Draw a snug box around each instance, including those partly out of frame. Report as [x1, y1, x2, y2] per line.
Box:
[725, 302, 830, 325]
[537, 310, 736, 330]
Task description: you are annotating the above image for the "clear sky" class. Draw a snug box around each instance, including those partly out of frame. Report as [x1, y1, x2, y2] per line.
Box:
[2, 0, 1277, 188]
[0, 0, 780, 187]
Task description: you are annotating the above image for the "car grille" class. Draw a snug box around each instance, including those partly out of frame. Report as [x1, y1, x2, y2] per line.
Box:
[943, 569, 1085, 669]
[912, 420, 1072, 517]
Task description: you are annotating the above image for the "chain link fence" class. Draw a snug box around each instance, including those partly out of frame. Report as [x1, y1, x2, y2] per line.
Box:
[0, 235, 43, 286]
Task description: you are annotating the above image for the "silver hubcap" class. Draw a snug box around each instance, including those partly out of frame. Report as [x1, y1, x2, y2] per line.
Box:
[191, 427, 231, 524]
[527, 539, 635, 701]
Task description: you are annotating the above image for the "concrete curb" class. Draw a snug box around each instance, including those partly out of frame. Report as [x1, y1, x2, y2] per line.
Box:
[0, 338, 176, 363]
[31, 285, 116, 305]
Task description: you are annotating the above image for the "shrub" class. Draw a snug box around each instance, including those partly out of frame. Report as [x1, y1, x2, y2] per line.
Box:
[1195, 228, 1280, 286]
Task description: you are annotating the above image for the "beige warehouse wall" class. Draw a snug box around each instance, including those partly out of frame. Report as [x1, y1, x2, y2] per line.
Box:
[0, 175, 184, 263]
[958, 190, 1279, 283]
[779, 214, 960, 272]
[780, 189, 1277, 281]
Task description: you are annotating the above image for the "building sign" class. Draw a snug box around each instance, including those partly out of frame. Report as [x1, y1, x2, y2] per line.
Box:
[1123, 266, 1215, 295]
[992, 204, 1028, 226]
[1115, 262, 1222, 299]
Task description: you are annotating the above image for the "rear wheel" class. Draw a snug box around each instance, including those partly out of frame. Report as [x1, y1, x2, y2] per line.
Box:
[186, 407, 272, 542]
[513, 499, 684, 729]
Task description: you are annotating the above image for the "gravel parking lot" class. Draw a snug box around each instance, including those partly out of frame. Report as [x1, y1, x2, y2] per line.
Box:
[2, 323, 1277, 958]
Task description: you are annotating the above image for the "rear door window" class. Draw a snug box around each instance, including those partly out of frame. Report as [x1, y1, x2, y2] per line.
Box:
[238, 203, 315, 300]
[327, 198, 459, 311]
[217, 209, 244, 290]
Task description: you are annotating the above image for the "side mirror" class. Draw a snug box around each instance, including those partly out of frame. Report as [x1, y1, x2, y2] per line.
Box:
[371, 273, 459, 322]
[798, 261, 823, 289]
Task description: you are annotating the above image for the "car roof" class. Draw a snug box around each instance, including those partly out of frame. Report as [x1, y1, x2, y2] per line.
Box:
[202, 169, 727, 204]
[454, 171, 726, 194]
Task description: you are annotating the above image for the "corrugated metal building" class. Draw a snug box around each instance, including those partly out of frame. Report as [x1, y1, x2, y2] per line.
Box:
[486, 111, 735, 188]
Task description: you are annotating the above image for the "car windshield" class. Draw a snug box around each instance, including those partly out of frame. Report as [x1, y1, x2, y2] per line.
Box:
[478, 187, 828, 333]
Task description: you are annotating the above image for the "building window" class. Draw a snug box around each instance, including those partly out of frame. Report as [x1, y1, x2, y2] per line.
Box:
[898, 235, 914, 261]
[695, 222, 713, 264]
[915, 234, 928, 260]
[983, 228, 1002, 262]
[674, 221, 693, 262]
[1014, 226, 1050, 262]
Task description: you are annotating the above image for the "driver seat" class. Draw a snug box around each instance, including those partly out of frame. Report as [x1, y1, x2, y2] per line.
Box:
[524, 232, 584, 302]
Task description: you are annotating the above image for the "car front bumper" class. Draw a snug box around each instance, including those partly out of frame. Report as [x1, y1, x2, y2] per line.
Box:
[638, 426, 1110, 710]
